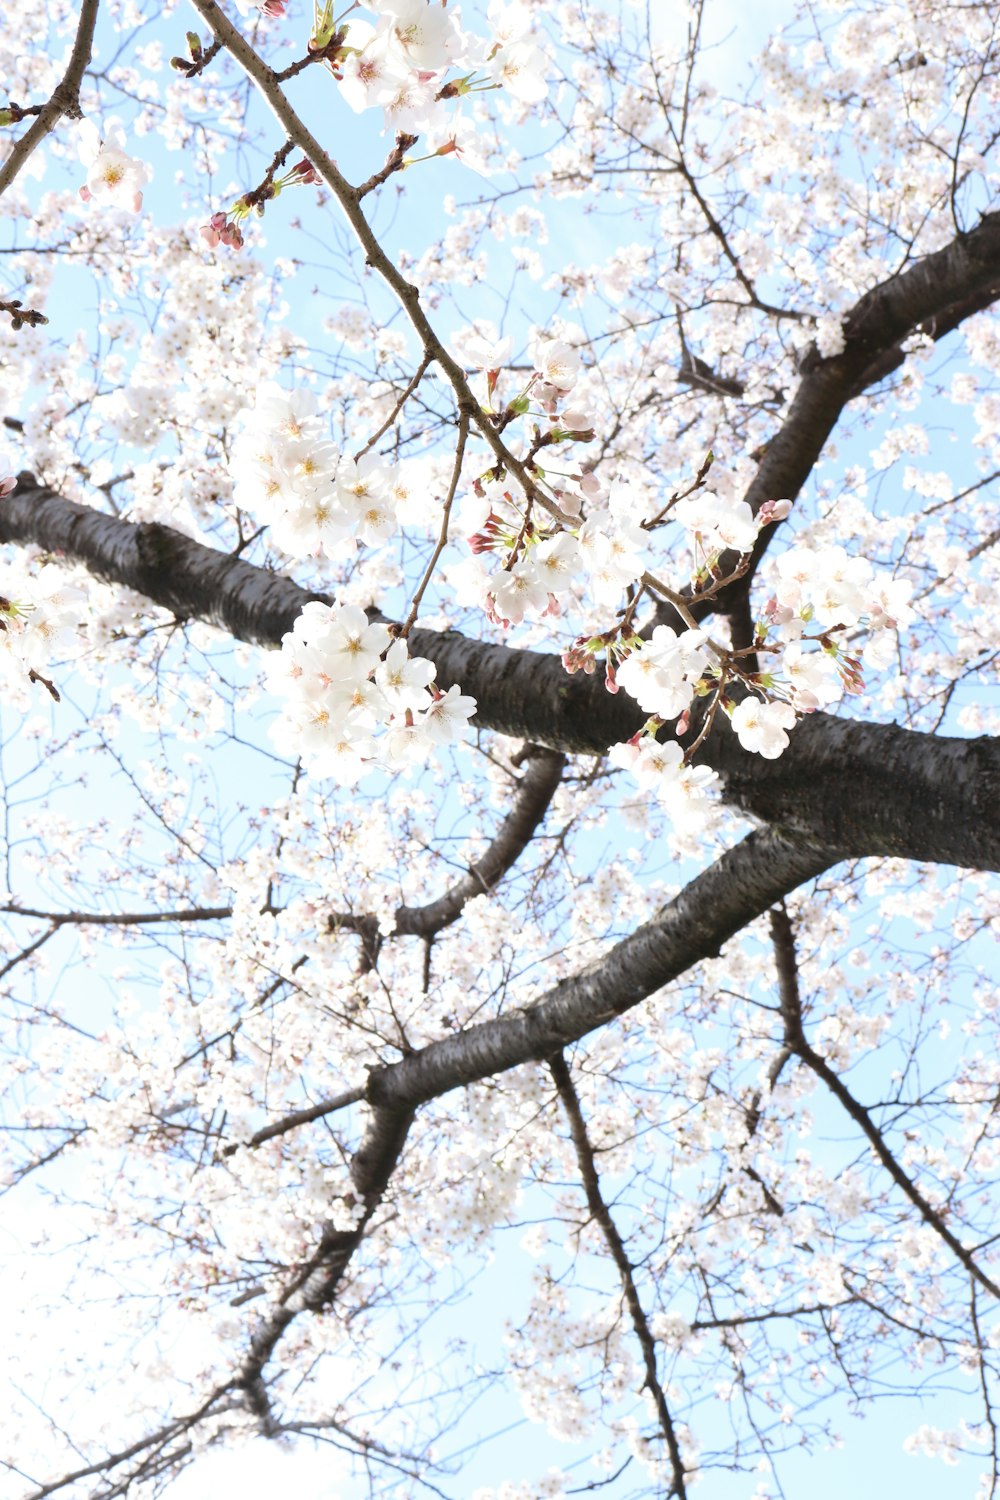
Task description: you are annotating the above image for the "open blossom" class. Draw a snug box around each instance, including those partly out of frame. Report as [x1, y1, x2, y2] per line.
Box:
[375, 0, 462, 70]
[0, 446, 17, 498]
[609, 736, 717, 828]
[489, 37, 549, 102]
[377, 69, 442, 134]
[675, 491, 758, 554]
[489, 562, 551, 625]
[577, 517, 646, 606]
[78, 120, 151, 213]
[773, 544, 872, 625]
[338, 26, 402, 112]
[0, 567, 86, 692]
[616, 626, 711, 721]
[532, 532, 582, 590]
[303, 604, 391, 680]
[228, 383, 383, 561]
[534, 338, 581, 390]
[458, 328, 514, 371]
[868, 575, 915, 631]
[376, 639, 436, 711]
[730, 696, 797, 758]
[267, 601, 476, 782]
[420, 684, 477, 742]
[781, 641, 842, 709]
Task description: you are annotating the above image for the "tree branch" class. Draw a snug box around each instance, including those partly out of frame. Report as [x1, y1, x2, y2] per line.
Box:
[364, 829, 834, 1114]
[549, 1050, 689, 1497]
[659, 209, 1000, 627]
[771, 901, 1000, 1301]
[222, 829, 833, 1432]
[0, 0, 100, 199]
[332, 744, 567, 962]
[3, 477, 998, 872]
[186, 0, 575, 526]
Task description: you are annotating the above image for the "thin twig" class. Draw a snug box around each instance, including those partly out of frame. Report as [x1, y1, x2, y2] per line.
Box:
[771, 901, 1000, 1301]
[222, 1086, 365, 1155]
[399, 410, 468, 636]
[186, 0, 577, 527]
[549, 1050, 689, 1498]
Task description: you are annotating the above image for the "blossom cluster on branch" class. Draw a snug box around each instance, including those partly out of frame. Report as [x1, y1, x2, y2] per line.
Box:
[1, 0, 1000, 1497]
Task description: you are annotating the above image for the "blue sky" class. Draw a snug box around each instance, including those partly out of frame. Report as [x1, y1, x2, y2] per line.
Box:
[2, 1, 998, 1498]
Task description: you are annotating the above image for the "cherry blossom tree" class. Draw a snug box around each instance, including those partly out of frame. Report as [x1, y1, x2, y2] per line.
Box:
[2, 0, 1000, 1496]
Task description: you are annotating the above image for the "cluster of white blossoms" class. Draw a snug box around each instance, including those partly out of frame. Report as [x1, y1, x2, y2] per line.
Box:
[233, 0, 548, 148]
[228, 383, 406, 560]
[766, 543, 915, 670]
[0, 568, 87, 700]
[608, 735, 719, 833]
[228, 330, 913, 816]
[452, 334, 605, 624]
[606, 541, 914, 822]
[77, 118, 151, 214]
[0, 452, 85, 700]
[440, 329, 914, 826]
[453, 332, 785, 631]
[266, 601, 476, 783]
[335, 0, 549, 133]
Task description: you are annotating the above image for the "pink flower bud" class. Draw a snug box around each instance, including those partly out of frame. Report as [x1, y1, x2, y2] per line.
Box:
[289, 157, 320, 185]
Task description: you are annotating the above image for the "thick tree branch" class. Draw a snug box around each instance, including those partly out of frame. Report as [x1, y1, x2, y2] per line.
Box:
[364, 829, 834, 1114]
[3, 477, 998, 872]
[0, 0, 100, 199]
[16, 796, 844, 1483]
[165, 830, 839, 1453]
[217, 829, 833, 1424]
[746, 211, 1000, 519]
[222, 1086, 365, 1156]
[662, 210, 1000, 627]
[232, 1101, 413, 1426]
[0, 901, 233, 926]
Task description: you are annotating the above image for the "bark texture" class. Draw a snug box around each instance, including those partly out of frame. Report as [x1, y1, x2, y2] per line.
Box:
[364, 829, 835, 1111]
[5, 478, 998, 873]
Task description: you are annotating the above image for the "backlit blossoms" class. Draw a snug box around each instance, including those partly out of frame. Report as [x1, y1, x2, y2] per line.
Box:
[604, 542, 913, 817]
[0, 566, 86, 700]
[332, 0, 549, 136]
[77, 119, 150, 213]
[267, 601, 476, 783]
[228, 383, 405, 561]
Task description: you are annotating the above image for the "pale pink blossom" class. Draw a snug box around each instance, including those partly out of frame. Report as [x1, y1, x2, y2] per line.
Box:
[420, 684, 477, 743]
[77, 119, 151, 213]
[730, 696, 797, 758]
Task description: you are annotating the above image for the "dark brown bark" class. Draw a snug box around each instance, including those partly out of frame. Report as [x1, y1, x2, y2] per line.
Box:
[332, 744, 567, 958]
[4, 479, 998, 873]
[364, 828, 835, 1112]
[658, 209, 1000, 628]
